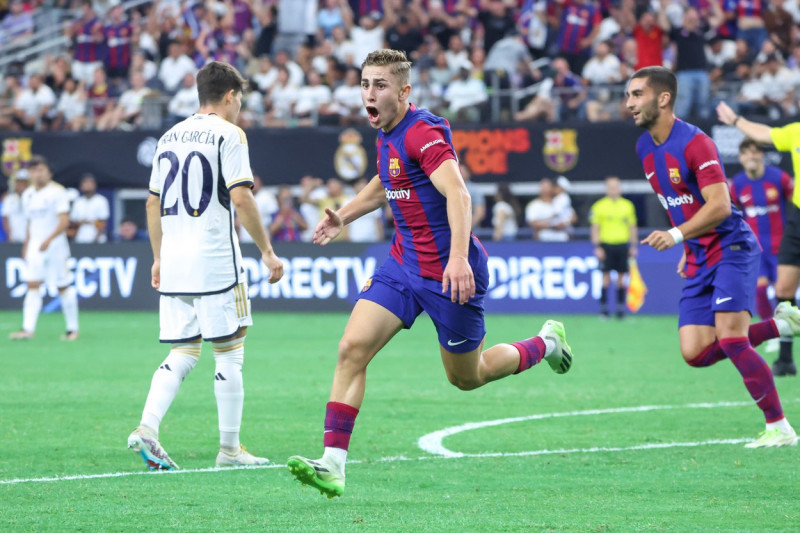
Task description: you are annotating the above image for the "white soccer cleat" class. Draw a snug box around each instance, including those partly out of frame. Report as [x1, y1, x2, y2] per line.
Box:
[60, 331, 79, 342]
[216, 445, 270, 467]
[538, 320, 573, 374]
[744, 427, 798, 448]
[127, 426, 179, 470]
[774, 302, 800, 336]
[9, 330, 34, 340]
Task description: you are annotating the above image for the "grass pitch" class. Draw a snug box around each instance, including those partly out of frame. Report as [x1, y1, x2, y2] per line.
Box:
[1, 310, 798, 532]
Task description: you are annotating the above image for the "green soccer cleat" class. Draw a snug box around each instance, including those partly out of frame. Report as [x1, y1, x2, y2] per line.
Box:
[216, 445, 270, 467]
[744, 427, 798, 448]
[539, 320, 573, 374]
[287, 455, 345, 498]
[775, 302, 800, 336]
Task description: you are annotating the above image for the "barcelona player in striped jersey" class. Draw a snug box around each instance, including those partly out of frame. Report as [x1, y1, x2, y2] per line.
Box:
[730, 139, 793, 324]
[628, 66, 799, 448]
[287, 49, 574, 498]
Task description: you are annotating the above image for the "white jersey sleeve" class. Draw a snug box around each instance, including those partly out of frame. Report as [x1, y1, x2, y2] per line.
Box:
[220, 126, 254, 190]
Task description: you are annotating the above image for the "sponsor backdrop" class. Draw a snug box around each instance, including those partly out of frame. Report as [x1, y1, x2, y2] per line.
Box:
[0, 121, 789, 188]
[1, 242, 683, 314]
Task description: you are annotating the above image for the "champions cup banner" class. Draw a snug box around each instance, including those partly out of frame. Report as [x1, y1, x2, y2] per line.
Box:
[0, 120, 789, 188]
[0, 242, 683, 314]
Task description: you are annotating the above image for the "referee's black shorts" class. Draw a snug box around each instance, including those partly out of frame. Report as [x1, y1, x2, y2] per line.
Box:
[600, 243, 629, 273]
[778, 203, 800, 266]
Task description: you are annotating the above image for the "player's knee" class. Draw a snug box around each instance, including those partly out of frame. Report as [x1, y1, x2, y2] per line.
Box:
[160, 345, 201, 380]
[337, 336, 371, 366]
[445, 372, 481, 391]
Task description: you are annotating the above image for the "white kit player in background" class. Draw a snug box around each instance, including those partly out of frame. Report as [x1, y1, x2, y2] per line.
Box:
[1, 168, 30, 243]
[127, 61, 284, 471]
[70, 173, 109, 243]
[9, 156, 80, 341]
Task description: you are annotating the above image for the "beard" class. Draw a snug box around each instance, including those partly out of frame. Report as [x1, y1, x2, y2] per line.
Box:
[635, 98, 661, 129]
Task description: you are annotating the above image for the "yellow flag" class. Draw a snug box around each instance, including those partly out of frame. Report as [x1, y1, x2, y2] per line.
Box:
[626, 258, 647, 313]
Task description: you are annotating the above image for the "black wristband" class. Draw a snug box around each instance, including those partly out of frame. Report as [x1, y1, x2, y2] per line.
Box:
[733, 115, 741, 126]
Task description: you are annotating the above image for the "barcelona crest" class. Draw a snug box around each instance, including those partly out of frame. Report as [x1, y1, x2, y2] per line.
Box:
[2, 137, 33, 177]
[669, 168, 681, 183]
[543, 129, 578, 173]
[389, 157, 401, 177]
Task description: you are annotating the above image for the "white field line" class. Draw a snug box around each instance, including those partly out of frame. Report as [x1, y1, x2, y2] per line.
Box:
[417, 400, 762, 457]
[1, 400, 788, 486]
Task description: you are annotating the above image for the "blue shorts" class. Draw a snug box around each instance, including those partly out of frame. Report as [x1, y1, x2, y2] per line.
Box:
[358, 252, 490, 353]
[678, 252, 759, 328]
[759, 251, 777, 282]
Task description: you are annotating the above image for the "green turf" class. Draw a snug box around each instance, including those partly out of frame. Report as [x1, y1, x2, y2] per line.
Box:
[1, 310, 798, 532]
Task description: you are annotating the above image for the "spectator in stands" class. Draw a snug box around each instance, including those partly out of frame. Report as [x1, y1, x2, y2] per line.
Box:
[443, 66, 487, 122]
[69, 173, 109, 243]
[67, 0, 104, 87]
[410, 0, 460, 50]
[461, 162, 486, 230]
[492, 182, 520, 241]
[525, 178, 571, 242]
[476, 0, 516, 55]
[269, 185, 308, 242]
[252, 55, 278, 93]
[196, 11, 241, 68]
[330, 23, 358, 67]
[166, 73, 200, 126]
[347, 176, 385, 242]
[386, 14, 425, 61]
[758, 53, 796, 119]
[484, 31, 533, 92]
[550, 57, 587, 121]
[0, 75, 23, 130]
[735, 0, 769, 56]
[130, 49, 159, 88]
[299, 175, 326, 241]
[274, 48, 306, 87]
[706, 34, 737, 72]
[294, 70, 334, 126]
[239, 174, 278, 244]
[332, 67, 364, 125]
[517, 0, 549, 59]
[104, 4, 133, 85]
[658, 4, 721, 120]
[318, 0, 348, 39]
[553, 0, 603, 75]
[253, 0, 277, 57]
[87, 66, 116, 128]
[231, 0, 254, 35]
[0, 0, 34, 49]
[263, 65, 298, 127]
[1, 168, 29, 243]
[43, 54, 72, 97]
[763, 0, 794, 56]
[158, 41, 197, 95]
[619, 37, 639, 80]
[96, 70, 150, 131]
[583, 40, 623, 121]
[348, 10, 388, 66]
[633, 10, 664, 71]
[430, 49, 455, 87]
[553, 175, 578, 231]
[52, 75, 87, 131]
[412, 66, 444, 114]
[13, 73, 56, 131]
[444, 34, 472, 72]
[115, 217, 148, 242]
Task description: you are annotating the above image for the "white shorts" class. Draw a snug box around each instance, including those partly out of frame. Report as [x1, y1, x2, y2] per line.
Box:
[159, 282, 252, 343]
[23, 244, 74, 287]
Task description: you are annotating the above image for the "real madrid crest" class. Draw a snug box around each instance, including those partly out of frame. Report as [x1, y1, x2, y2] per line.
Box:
[334, 128, 368, 182]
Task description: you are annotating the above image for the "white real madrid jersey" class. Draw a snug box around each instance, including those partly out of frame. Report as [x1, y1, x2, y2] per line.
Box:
[149, 113, 253, 295]
[22, 181, 71, 251]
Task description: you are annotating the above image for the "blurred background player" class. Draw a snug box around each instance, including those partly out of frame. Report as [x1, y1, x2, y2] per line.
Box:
[730, 139, 793, 354]
[9, 156, 79, 341]
[287, 49, 573, 498]
[630, 67, 798, 448]
[69, 173, 109, 243]
[718, 101, 800, 376]
[1, 168, 29, 243]
[127, 61, 284, 471]
[589, 175, 638, 319]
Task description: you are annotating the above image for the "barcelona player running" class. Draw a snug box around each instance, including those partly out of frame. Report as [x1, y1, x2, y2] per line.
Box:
[628, 66, 799, 448]
[287, 49, 573, 498]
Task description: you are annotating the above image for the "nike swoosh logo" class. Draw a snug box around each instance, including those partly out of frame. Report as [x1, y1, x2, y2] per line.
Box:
[740, 195, 751, 202]
[716, 297, 733, 304]
[645, 171, 655, 180]
[447, 339, 468, 346]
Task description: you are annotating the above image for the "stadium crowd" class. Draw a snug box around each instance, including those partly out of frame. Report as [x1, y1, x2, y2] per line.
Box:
[0, 0, 798, 131]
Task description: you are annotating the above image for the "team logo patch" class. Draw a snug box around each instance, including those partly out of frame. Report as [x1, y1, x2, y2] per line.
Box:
[543, 129, 578, 173]
[389, 158, 401, 177]
[361, 278, 373, 292]
[2, 137, 33, 178]
[668, 168, 681, 183]
[767, 187, 778, 200]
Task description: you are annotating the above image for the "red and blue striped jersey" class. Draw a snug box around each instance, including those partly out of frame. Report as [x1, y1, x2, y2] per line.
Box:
[636, 119, 757, 277]
[376, 104, 480, 281]
[104, 22, 132, 69]
[730, 165, 793, 255]
[735, 0, 762, 17]
[73, 17, 103, 63]
[556, 1, 602, 55]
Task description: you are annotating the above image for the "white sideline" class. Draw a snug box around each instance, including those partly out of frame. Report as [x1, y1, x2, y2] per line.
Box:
[1, 399, 790, 486]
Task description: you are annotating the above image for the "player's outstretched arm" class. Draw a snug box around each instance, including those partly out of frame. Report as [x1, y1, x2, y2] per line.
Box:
[430, 159, 475, 305]
[145, 193, 163, 289]
[314, 175, 385, 245]
[716, 102, 774, 145]
[231, 185, 284, 283]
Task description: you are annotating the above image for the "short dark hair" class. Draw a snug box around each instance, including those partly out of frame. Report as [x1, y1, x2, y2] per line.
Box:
[29, 154, 49, 169]
[196, 61, 246, 106]
[739, 138, 764, 153]
[631, 66, 677, 109]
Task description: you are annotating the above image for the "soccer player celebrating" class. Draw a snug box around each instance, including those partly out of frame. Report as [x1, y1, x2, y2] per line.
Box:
[717, 101, 800, 377]
[628, 66, 799, 448]
[9, 156, 79, 341]
[127, 61, 284, 470]
[730, 140, 793, 326]
[287, 49, 574, 498]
